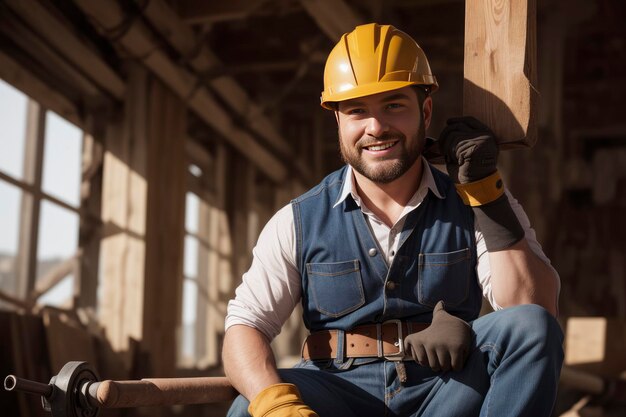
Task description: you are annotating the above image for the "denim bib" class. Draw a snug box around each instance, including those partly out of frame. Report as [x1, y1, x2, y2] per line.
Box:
[292, 164, 482, 333]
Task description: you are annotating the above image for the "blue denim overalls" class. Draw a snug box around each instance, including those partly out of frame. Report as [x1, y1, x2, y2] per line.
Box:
[292, 163, 482, 336]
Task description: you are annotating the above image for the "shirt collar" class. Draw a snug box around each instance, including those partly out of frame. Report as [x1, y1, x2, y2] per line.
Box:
[332, 157, 445, 209]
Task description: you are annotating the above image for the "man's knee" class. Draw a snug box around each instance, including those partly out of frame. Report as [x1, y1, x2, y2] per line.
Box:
[226, 394, 251, 417]
[478, 304, 564, 348]
[505, 304, 560, 335]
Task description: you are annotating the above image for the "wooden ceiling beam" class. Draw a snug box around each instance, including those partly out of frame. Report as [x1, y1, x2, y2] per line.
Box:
[175, 0, 268, 25]
[299, 0, 365, 41]
[140, 0, 295, 160]
[4, 0, 125, 100]
[73, 0, 288, 183]
[0, 50, 80, 125]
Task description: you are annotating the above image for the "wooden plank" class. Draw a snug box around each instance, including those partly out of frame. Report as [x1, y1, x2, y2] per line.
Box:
[42, 308, 97, 374]
[76, 117, 105, 310]
[0, 312, 50, 417]
[463, 0, 538, 148]
[0, 312, 23, 416]
[141, 77, 187, 377]
[0, 51, 80, 125]
[175, 0, 267, 24]
[300, 0, 364, 41]
[99, 65, 149, 357]
[73, 0, 289, 183]
[565, 317, 626, 378]
[0, 12, 102, 100]
[4, 0, 125, 99]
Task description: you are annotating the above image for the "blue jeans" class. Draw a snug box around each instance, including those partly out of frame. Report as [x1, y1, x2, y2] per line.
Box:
[227, 304, 564, 417]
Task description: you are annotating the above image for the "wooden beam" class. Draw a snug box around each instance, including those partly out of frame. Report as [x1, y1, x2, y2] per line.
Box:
[99, 65, 149, 358]
[73, 0, 288, 183]
[175, 0, 267, 24]
[30, 252, 79, 303]
[4, 0, 125, 100]
[0, 12, 102, 101]
[0, 51, 79, 125]
[76, 117, 105, 310]
[299, 0, 364, 41]
[141, 0, 295, 159]
[142, 76, 187, 377]
[463, 0, 538, 148]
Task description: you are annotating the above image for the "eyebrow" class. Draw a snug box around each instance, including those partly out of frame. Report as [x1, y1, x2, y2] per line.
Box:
[380, 93, 412, 103]
[341, 93, 412, 108]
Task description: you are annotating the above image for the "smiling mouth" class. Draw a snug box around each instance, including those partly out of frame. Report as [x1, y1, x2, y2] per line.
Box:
[364, 141, 398, 151]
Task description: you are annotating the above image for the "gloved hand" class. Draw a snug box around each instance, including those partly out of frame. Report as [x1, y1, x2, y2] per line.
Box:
[403, 301, 472, 372]
[248, 383, 318, 417]
[438, 116, 524, 251]
[438, 116, 499, 184]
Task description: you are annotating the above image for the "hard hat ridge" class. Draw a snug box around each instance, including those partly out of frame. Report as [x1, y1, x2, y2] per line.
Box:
[320, 23, 438, 109]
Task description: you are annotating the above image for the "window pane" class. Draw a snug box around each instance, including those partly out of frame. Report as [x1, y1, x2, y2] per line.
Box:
[37, 201, 78, 305]
[0, 79, 28, 180]
[0, 180, 22, 301]
[38, 276, 74, 308]
[42, 112, 82, 207]
[185, 192, 199, 234]
[184, 235, 198, 279]
[180, 278, 198, 362]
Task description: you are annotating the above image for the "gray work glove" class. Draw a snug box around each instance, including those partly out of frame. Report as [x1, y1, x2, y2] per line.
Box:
[403, 301, 472, 372]
[439, 116, 499, 184]
[439, 116, 524, 251]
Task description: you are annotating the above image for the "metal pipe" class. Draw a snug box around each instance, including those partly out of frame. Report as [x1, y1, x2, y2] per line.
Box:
[4, 375, 53, 398]
[92, 377, 237, 408]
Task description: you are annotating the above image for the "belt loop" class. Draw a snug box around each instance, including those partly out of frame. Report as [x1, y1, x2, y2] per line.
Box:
[335, 329, 345, 364]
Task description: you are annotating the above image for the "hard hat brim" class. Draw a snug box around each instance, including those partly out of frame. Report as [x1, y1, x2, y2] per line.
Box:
[320, 80, 438, 110]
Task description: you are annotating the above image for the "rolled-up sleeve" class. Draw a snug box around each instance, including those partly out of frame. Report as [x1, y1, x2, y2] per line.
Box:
[475, 189, 561, 310]
[225, 204, 301, 341]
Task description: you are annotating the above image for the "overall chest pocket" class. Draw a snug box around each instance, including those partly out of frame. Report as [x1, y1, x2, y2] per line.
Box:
[418, 248, 471, 308]
[306, 260, 365, 318]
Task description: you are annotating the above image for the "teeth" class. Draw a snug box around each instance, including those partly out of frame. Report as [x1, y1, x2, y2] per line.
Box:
[368, 142, 395, 151]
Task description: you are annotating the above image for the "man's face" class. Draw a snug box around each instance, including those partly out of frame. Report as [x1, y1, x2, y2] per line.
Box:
[336, 86, 432, 184]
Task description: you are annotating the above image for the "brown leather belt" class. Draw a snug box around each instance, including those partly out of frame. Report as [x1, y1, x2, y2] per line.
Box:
[301, 320, 430, 361]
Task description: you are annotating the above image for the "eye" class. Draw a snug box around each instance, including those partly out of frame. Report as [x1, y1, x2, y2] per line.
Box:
[347, 108, 365, 115]
[386, 103, 405, 110]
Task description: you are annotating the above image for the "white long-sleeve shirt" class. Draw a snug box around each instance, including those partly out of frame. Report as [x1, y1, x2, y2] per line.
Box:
[226, 160, 559, 341]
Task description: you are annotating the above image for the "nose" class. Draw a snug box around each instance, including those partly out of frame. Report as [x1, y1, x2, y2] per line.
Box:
[364, 115, 389, 138]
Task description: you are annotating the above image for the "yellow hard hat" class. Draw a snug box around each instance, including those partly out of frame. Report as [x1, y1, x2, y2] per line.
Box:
[320, 23, 438, 110]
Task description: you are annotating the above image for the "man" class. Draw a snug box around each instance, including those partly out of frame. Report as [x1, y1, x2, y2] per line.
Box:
[224, 23, 563, 417]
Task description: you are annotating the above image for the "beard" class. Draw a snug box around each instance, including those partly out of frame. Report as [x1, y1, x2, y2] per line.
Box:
[339, 123, 425, 184]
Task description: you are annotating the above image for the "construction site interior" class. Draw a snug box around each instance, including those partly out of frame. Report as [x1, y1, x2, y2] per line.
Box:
[0, 1, 625, 416]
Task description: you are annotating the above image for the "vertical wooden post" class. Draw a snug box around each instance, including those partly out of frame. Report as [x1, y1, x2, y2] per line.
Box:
[464, 0, 538, 148]
[99, 64, 187, 378]
[142, 77, 187, 377]
[76, 114, 105, 310]
[99, 65, 149, 365]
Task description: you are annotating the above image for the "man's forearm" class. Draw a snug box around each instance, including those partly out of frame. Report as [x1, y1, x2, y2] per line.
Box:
[223, 324, 283, 401]
[489, 239, 559, 316]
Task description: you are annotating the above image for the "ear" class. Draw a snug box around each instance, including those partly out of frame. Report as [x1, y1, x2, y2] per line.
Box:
[422, 96, 433, 130]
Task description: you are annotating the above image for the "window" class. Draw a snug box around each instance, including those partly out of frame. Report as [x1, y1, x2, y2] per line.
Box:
[0, 78, 85, 310]
[178, 144, 232, 369]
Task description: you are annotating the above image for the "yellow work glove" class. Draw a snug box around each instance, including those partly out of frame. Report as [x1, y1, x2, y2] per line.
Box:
[248, 383, 319, 417]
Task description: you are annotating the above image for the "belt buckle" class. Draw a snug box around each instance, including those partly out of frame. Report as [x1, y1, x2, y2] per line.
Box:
[379, 319, 405, 361]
